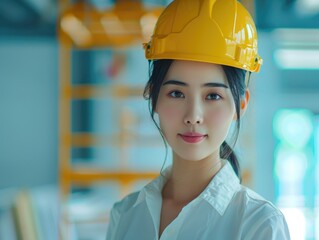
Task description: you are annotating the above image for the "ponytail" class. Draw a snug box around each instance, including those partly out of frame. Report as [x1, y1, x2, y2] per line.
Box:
[220, 66, 247, 182]
[220, 141, 241, 180]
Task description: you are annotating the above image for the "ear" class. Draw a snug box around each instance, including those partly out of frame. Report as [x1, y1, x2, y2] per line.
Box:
[240, 88, 250, 116]
[233, 89, 250, 120]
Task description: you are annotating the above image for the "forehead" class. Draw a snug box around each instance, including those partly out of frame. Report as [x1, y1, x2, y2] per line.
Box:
[164, 60, 227, 84]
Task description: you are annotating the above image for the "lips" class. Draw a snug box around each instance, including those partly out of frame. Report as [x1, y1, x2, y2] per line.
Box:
[179, 132, 207, 143]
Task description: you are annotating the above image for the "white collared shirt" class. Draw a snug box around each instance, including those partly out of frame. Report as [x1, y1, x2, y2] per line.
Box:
[106, 161, 290, 240]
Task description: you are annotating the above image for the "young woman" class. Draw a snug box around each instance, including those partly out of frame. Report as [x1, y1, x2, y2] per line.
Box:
[106, 0, 291, 239]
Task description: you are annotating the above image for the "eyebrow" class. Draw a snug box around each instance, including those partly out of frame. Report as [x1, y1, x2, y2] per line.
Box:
[162, 80, 229, 88]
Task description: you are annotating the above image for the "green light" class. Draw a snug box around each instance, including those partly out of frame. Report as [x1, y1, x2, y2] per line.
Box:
[274, 109, 313, 149]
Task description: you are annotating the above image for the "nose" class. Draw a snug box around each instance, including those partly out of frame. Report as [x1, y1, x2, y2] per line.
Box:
[183, 99, 203, 125]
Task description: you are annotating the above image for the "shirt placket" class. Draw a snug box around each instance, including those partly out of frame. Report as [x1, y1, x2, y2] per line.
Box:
[145, 188, 163, 239]
[159, 202, 195, 240]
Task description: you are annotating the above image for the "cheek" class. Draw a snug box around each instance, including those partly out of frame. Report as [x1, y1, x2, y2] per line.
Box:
[207, 107, 232, 123]
[157, 93, 182, 118]
[157, 102, 182, 126]
[157, 95, 176, 133]
[206, 107, 234, 145]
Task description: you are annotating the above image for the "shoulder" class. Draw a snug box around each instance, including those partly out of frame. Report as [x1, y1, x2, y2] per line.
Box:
[111, 190, 141, 215]
[232, 186, 290, 239]
[106, 191, 141, 239]
[111, 174, 163, 214]
[234, 186, 282, 215]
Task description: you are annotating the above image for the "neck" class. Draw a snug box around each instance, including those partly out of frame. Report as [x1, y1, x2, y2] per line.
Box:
[162, 153, 223, 205]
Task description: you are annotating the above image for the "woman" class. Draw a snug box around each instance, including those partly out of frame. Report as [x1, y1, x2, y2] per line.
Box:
[106, 0, 291, 239]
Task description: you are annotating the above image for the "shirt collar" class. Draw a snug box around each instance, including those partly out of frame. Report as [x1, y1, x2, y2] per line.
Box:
[133, 168, 169, 208]
[199, 161, 240, 215]
[133, 161, 240, 216]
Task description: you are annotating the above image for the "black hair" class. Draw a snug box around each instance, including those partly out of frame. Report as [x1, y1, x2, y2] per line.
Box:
[143, 59, 249, 179]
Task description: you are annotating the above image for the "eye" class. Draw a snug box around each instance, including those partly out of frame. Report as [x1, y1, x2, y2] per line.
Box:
[168, 90, 185, 98]
[206, 93, 222, 100]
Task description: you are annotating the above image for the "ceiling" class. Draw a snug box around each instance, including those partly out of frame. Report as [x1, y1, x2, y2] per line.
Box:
[0, 0, 319, 36]
[256, 0, 319, 29]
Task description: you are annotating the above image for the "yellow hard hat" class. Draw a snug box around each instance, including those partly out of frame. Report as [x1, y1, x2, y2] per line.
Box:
[143, 0, 262, 72]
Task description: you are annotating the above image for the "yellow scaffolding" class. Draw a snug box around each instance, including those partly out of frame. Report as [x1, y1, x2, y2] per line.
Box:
[57, 0, 163, 238]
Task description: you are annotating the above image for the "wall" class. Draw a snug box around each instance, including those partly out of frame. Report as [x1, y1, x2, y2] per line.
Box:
[0, 37, 58, 188]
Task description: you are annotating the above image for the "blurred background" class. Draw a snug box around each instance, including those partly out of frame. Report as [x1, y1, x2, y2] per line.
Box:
[0, 0, 318, 239]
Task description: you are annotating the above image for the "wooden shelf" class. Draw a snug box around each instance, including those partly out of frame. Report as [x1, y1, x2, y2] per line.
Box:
[61, 168, 158, 185]
[68, 85, 144, 99]
[68, 133, 162, 147]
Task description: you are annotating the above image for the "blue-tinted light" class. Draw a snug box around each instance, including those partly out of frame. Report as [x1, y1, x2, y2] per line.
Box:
[275, 145, 308, 182]
[274, 110, 313, 148]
